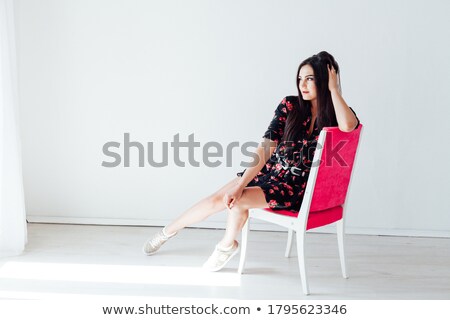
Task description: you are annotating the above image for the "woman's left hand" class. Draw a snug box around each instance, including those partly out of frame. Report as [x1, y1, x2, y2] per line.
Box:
[327, 64, 339, 93]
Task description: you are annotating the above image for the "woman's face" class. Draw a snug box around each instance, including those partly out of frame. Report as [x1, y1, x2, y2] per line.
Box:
[298, 64, 317, 101]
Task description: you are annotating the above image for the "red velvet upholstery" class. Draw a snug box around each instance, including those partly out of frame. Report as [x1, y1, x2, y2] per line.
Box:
[309, 126, 362, 212]
[262, 125, 362, 230]
[263, 206, 343, 230]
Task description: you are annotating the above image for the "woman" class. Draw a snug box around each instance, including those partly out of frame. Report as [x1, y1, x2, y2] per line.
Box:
[142, 51, 360, 272]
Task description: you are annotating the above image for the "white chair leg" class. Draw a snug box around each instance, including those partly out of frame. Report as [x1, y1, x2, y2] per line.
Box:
[285, 229, 294, 258]
[336, 219, 348, 279]
[238, 217, 250, 274]
[296, 230, 310, 295]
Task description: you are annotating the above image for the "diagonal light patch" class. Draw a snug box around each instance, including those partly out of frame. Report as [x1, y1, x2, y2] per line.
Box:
[0, 262, 241, 286]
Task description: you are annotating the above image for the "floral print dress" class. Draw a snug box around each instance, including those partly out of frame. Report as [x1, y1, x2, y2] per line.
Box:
[236, 96, 360, 211]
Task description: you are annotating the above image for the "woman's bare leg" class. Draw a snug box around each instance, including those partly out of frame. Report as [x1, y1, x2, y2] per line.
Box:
[201, 186, 269, 271]
[164, 177, 242, 235]
[217, 186, 269, 248]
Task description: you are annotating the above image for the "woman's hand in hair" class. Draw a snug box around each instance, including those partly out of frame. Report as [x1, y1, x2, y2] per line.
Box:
[327, 64, 340, 93]
[328, 64, 359, 131]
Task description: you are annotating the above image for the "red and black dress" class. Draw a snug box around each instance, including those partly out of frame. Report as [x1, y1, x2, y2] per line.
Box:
[236, 96, 360, 211]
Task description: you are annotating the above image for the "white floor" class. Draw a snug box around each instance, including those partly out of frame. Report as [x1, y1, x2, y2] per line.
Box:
[1, 223, 449, 300]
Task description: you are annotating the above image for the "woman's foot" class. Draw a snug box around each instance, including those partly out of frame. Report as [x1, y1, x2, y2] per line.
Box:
[142, 227, 177, 255]
[202, 240, 239, 272]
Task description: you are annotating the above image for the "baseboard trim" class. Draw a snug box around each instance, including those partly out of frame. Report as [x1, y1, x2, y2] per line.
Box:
[26, 215, 450, 238]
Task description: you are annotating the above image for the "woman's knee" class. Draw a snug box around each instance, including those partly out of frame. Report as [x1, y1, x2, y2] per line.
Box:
[207, 192, 226, 209]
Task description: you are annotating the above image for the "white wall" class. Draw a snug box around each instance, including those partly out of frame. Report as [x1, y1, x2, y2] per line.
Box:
[16, 0, 450, 237]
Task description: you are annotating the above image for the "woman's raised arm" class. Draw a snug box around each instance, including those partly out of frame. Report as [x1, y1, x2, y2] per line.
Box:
[328, 64, 359, 132]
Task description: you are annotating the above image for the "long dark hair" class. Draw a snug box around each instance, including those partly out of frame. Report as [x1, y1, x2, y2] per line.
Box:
[282, 51, 340, 142]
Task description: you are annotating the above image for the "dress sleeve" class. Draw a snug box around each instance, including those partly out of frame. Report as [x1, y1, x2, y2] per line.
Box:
[349, 107, 360, 130]
[262, 97, 290, 143]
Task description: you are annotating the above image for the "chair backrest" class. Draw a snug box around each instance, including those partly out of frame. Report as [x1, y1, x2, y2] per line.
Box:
[307, 125, 363, 212]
